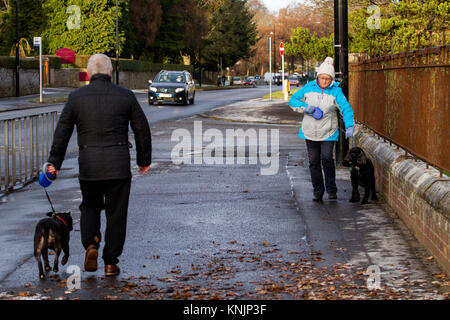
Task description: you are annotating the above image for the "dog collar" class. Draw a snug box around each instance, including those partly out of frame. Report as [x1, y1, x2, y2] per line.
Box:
[55, 216, 68, 227]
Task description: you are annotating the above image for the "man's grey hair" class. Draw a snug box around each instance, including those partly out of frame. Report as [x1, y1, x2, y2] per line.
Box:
[87, 54, 113, 76]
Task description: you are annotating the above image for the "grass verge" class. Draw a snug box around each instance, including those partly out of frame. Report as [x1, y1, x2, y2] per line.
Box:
[195, 85, 255, 91]
[263, 87, 300, 99]
[28, 96, 68, 104]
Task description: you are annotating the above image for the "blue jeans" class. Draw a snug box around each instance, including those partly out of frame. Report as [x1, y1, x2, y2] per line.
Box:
[305, 140, 337, 197]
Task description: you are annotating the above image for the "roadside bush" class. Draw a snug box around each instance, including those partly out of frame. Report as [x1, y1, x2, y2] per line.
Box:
[0, 56, 61, 69]
[0, 56, 38, 69]
[0, 56, 16, 69]
[74, 55, 193, 73]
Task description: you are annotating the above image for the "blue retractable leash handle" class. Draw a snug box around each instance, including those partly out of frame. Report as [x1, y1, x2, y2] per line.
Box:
[39, 162, 56, 188]
[39, 162, 57, 213]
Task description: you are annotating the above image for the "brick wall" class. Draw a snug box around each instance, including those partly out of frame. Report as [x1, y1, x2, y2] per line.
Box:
[355, 125, 450, 276]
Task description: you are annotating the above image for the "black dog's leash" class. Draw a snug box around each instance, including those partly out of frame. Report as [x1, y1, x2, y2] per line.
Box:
[44, 188, 56, 214]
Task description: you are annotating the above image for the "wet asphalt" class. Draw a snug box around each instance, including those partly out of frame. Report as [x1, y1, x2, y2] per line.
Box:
[0, 91, 448, 301]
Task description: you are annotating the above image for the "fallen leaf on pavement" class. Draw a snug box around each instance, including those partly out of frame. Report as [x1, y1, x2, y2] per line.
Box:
[124, 282, 138, 288]
[18, 292, 35, 297]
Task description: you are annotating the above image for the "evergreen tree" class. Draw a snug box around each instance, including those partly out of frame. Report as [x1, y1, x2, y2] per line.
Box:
[202, 0, 257, 70]
[349, 0, 449, 56]
[151, 0, 185, 63]
[41, 0, 125, 56]
[286, 28, 334, 63]
[0, 0, 44, 56]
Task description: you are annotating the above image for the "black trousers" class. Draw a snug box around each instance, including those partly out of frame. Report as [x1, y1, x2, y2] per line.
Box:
[305, 140, 337, 197]
[79, 178, 131, 265]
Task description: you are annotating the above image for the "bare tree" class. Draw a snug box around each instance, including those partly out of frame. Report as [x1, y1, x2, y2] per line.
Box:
[1, 0, 10, 10]
[129, 0, 163, 49]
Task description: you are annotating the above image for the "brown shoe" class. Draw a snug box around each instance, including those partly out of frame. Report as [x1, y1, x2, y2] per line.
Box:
[84, 244, 98, 272]
[105, 264, 120, 277]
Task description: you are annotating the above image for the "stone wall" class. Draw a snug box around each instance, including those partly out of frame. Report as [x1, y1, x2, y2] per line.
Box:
[52, 68, 158, 89]
[355, 125, 450, 276]
[112, 71, 158, 89]
[0, 68, 40, 97]
[1, 68, 165, 97]
[52, 68, 88, 88]
[0, 66, 217, 97]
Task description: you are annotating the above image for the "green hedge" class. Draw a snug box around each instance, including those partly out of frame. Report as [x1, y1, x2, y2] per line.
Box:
[47, 56, 62, 69]
[0, 56, 16, 69]
[0, 56, 61, 69]
[74, 55, 90, 68]
[0, 55, 192, 73]
[0, 56, 38, 69]
[75, 55, 192, 73]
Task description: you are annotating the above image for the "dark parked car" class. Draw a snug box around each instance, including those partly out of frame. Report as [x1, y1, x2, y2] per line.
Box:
[148, 70, 195, 105]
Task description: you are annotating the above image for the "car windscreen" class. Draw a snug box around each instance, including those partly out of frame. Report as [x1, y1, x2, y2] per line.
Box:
[155, 73, 185, 83]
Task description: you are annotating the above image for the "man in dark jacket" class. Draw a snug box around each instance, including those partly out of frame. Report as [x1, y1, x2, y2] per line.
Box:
[47, 53, 152, 276]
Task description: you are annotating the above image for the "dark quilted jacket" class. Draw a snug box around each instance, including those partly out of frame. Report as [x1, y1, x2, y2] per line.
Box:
[48, 74, 152, 180]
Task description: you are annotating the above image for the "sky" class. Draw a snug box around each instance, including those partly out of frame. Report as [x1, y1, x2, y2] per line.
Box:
[261, 0, 304, 13]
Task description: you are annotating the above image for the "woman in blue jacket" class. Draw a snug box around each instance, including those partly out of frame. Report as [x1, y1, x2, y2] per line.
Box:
[289, 57, 355, 201]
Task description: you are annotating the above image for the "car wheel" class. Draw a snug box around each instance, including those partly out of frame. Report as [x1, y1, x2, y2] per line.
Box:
[189, 92, 195, 105]
[182, 94, 188, 105]
[148, 100, 154, 105]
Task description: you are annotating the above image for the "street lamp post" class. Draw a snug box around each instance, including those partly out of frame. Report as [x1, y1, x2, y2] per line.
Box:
[268, 36, 272, 100]
[272, 24, 276, 73]
[15, 0, 19, 97]
[115, 0, 119, 85]
[220, 55, 223, 86]
[334, 0, 349, 165]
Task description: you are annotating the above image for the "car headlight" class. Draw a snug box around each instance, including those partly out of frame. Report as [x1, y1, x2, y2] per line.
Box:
[149, 87, 157, 92]
[175, 88, 185, 93]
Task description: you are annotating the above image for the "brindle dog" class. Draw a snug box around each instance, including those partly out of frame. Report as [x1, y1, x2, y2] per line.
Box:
[34, 212, 73, 279]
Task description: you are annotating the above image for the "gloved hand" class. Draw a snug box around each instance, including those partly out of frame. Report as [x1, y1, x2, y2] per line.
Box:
[345, 126, 354, 139]
[304, 105, 315, 115]
[311, 107, 323, 120]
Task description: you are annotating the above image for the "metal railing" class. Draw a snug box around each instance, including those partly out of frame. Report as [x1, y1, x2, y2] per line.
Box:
[349, 44, 449, 175]
[1, 111, 58, 193]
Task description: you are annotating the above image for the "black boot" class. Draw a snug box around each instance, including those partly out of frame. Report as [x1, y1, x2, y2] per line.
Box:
[313, 194, 323, 202]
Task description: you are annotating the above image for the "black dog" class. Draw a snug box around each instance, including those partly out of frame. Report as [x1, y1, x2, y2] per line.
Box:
[342, 147, 378, 204]
[34, 212, 73, 279]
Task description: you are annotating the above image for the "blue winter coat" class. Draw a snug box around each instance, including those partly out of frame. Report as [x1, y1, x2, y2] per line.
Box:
[289, 80, 354, 141]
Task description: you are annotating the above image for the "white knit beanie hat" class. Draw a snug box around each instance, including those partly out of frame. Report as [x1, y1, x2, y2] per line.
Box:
[317, 57, 335, 79]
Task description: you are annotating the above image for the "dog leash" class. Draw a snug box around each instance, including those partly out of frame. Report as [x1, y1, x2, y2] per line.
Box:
[44, 188, 56, 214]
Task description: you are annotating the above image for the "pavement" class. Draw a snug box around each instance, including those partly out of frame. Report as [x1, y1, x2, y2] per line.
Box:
[0, 97, 448, 301]
[0, 88, 73, 112]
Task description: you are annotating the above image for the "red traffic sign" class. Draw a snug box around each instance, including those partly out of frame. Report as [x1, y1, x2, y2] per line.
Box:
[279, 42, 284, 56]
